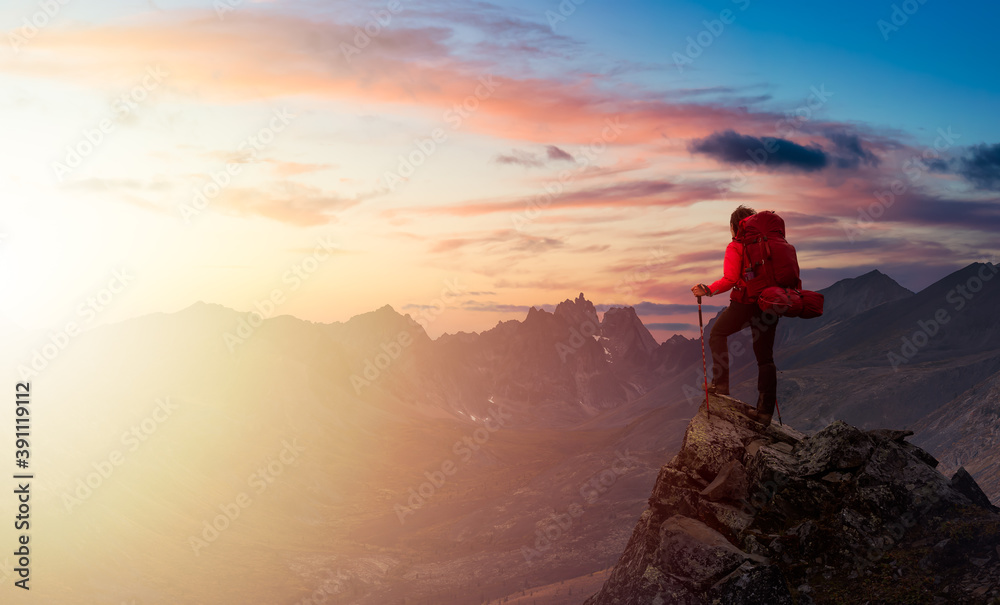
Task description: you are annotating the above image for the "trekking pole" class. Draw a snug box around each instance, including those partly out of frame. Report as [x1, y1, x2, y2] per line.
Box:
[775, 369, 783, 426]
[697, 295, 710, 416]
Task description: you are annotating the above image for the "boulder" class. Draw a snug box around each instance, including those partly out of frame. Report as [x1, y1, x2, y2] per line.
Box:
[699, 459, 749, 503]
[797, 421, 873, 476]
[658, 515, 764, 591]
[952, 467, 1000, 512]
[707, 561, 794, 605]
[585, 394, 1000, 605]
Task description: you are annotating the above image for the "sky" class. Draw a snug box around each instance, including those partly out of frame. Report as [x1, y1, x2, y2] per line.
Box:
[0, 0, 998, 341]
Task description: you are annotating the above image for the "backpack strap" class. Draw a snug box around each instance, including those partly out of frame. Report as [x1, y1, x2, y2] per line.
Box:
[734, 240, 749, 295]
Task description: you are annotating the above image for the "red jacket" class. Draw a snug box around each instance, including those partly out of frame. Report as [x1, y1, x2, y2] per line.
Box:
[708, 240, 745, 301]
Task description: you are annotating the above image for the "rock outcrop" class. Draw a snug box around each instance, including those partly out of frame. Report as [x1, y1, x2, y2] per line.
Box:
[585, 394, 1000, 604]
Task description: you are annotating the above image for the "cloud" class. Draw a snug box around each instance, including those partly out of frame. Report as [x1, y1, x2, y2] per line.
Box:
[456, 301, 722, 317]
[892, 142, 1000, 191]
[645, 322, 697, 331]
[566, 156, 650, 182]
[596, 302, 725, 314]
[957, 143, 1000, 190]
[61, 177, 176, 214]
[208, 181, 371, 225]
[926, 158, 951, 173]
[546, 145, 574, 162]
[428, 238, 481, 253]
[825, 131, 881, 169]
[264, 160, 337, 177]
[509, 235, 563, 252]
[425, 230, 565, 263]
[779, 211, 839, 227]
[456, 301, 556, 313]
[408, 297, 725, 323]
[63, 177, 175, 192]
[890, 192, 1000, 230]
[577, 243, 611, 253]
[494, 144, 575, 168]
[688, 129, 827, 172]
[0, 11, 805, 151]
[391, 179, 716, 218]
[493, 277, 586, 290]
[495, 149, 545, 167]
[413, 0, 580, 57]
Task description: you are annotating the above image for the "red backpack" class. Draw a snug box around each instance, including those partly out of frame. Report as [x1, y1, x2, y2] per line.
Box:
[734, 211, 824, 318]
[733, 211, 800, 302]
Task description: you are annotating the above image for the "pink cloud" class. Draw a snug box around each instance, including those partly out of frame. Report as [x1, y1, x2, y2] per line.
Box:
[1, 12, 795, 148]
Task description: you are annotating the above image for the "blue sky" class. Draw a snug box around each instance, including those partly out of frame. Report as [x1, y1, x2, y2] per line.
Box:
[0, 0, 997, 340]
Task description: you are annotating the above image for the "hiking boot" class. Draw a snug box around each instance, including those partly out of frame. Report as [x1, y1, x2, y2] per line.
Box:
[707, 382, 729, 396]
[748, 392, 774, 428]
[746, 408, 773, 428]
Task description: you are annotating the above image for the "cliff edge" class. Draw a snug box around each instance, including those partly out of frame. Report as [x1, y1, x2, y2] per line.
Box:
[585, 394, 1000, 604]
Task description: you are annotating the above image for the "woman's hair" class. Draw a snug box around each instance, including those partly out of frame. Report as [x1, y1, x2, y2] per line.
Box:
[730, 205, 756, 237]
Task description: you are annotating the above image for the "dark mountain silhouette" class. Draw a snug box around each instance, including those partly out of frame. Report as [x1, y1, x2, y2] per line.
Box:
[406, 292, 703, 429]
[12, 293, 684, 604]
[764, 263, 1000, 436]
[7, 263, 998, 603]
[586, 394, 1000, 604]
[774, 268, 915, 353]
[782, 263, 999, 367]
[704, 267, 915, 384]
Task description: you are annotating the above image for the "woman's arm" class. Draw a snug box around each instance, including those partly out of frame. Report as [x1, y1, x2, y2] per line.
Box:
[706, 241, 742, 296]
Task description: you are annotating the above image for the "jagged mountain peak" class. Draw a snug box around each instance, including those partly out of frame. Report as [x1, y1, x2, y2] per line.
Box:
[339, 302, 431, 346]
[586, 394, 1000, 604]
[524, 305, 551, 323]
[554, 292, 600, 329]
[601, 305, 659, 357]
[665, 333, 693, 345]
[345, 302, 407, 326]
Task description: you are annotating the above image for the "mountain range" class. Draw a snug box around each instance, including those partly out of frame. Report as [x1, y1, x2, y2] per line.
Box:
[1, 262, 997, 603]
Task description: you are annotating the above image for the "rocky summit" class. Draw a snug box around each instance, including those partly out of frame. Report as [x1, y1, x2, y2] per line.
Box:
[585, 394, 1000, 604]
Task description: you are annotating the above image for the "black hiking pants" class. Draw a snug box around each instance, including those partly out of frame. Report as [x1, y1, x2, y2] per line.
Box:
[708, 299, 778, 415]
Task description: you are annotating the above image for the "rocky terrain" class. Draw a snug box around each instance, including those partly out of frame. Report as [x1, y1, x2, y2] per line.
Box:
[586, 394, 1000, 604]
[912, 370, 1000, 505]
[705, 263, 1000, 503]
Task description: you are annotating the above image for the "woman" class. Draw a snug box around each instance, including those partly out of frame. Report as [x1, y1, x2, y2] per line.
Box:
[690, 205, 778, 427]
